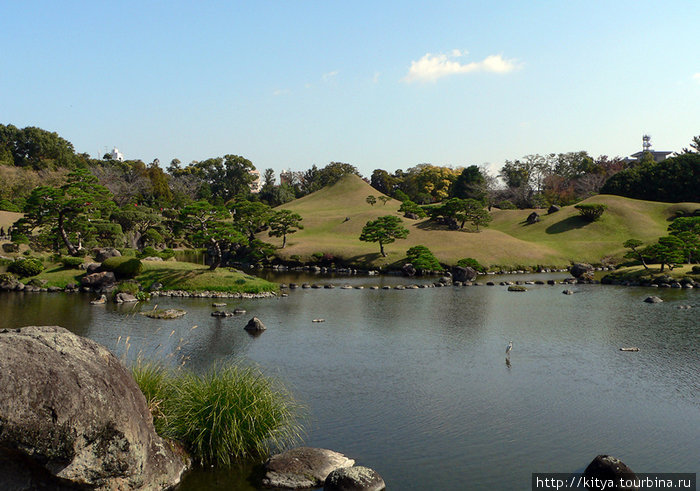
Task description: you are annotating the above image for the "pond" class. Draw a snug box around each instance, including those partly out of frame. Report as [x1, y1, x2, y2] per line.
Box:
[1, 274, 698, 490]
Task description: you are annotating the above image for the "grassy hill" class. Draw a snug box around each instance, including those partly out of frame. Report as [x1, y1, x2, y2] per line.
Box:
[0, 210, 22, 232]
[266, 174, 699, 269]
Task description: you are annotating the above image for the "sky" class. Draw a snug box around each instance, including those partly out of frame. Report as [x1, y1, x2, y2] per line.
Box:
[1, 1, 699, 178]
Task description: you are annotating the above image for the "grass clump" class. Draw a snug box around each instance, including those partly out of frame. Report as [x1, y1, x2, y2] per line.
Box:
[131, 362, 304, 466]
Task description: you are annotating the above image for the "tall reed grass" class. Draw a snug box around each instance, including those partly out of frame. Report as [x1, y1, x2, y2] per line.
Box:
[131, 362, 304, 466]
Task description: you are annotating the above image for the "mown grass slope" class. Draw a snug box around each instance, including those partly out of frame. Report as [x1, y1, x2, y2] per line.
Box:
[0, 210, 22, 233]
[267, 174, 699, 268]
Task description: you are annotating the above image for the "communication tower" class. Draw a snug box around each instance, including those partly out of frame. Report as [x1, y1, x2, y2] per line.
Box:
[642, 134, 652, 153]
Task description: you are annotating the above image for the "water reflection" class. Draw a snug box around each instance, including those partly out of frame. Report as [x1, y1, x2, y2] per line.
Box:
[1, 279, 698, 490]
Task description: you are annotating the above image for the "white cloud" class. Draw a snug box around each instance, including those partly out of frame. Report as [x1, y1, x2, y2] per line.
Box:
[403, 50, 520, 83]
[322, 70, 339, 82]
[273, 88, 290, 96]
[372, 72, 380, 83]
[693, 73, 700, 83]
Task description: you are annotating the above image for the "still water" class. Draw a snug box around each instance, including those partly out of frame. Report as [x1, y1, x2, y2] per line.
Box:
[1, 275, 698, 490]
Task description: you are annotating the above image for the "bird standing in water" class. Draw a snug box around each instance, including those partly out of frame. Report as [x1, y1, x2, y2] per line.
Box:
[506, 341, 513, 357]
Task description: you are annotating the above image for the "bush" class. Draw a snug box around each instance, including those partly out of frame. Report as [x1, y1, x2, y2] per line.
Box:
[101, 256, 143, 279]
[119, 248, 138, 257]
[575, 203, 608, 221]
[7, 257, 44, 277]
[692, 265, 700, 274]
[399, 200, 427, 218]
[142, 228, 164, 247]
[0, 199, 22, 212]
[406, 245, 442, 272]
[495, 200, 517, 210]
[457, 257, 487, 273]
[131, 362, 304, 465]
[60, 256, 85, 269]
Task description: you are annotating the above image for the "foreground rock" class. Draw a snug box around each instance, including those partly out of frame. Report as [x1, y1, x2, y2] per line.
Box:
[0, 326, 189, 490]
[643, 296, 663, 303]
[263, 447, 354, 489]
[583, 455, 636, 490]
[324, 466, 385, 491]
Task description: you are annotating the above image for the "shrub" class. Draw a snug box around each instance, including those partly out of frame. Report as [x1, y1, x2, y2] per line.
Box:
[131, 363, 304, 465]
[101, 256, 143, 279]
[495, 200, 517, 210]
[399, 200, 427, 218]
[457, 257, 487, 273]
[119, 248, 138, 257]
[692, 265, 700, 274]
[406, 245, 442, 272]
[575, 203, 608, 222]
[142, 228, 164, 247]
[0, 199, 22, 212]
[60, 256, 85, 269]
[7, 257, 44, 277]
[0, 272, 17, 283]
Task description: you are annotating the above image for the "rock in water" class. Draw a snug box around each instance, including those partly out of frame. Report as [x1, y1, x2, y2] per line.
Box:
[324, 466, 386, 491]
[643, 296, 663, 303]
[0, 326, 189, 490]
[452, 266, 477, 283]
[570, 263, 594, 279]
[244, 317, 266, 332]
[263, 447, 354, 489]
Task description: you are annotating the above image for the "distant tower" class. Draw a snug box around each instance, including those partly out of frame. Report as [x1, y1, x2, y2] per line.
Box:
[642, 134, 652, 153]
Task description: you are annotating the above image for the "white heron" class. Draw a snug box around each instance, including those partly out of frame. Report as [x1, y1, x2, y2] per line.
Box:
[505, 341, 513, 356]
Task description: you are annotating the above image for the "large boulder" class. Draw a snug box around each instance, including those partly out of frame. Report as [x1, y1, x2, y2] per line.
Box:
[0, 274, 22, 291]
[402, 263, 416, 277]
[570, 263, 594, 279]
[80, 271, 117, 289]
[94, 247, 122, 263]
[0, 326, 189, 490]
[452, 266, 477, 283]
[526, 212, 540, 224]
[548, 204, 561, 214]
[262, 447, 355, 489]
[324, 466, 385, 491]
[583, 455, 636, 490]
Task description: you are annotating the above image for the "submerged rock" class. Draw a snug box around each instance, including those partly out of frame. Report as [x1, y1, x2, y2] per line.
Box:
[0, 326, 189, 490]
[141, 308, 187, 319]
[324, 466, 386, 491]
[643, 296, 663, 303]
[263, 447, 354, 489]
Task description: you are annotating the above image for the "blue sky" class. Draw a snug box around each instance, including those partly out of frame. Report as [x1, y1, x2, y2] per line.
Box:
[1, 1, 698, 177]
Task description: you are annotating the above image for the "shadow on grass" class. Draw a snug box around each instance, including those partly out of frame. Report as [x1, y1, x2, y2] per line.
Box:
[138, 269, 203, 288]
[344, 252, 385, 267]
[415, 220, 448, 231]
[545, 216, 591, 234]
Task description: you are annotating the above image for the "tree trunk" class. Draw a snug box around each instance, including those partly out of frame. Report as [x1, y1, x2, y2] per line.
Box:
[282, 234, 287, 248]
[209, 239, 222, 270]
[379, 241, 386, 257]
[58, 213, 79, 256]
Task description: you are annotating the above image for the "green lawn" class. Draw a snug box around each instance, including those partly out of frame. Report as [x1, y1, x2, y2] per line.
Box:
[266, 174, 699, 269]
[24, 260, 277, 293]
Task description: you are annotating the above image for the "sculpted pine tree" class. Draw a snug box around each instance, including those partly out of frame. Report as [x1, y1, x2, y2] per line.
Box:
[268, 209, 303, 248]
[359, 215, 409, 257]
[180, 201, 246, 270]
[20, 168, 113, 256]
